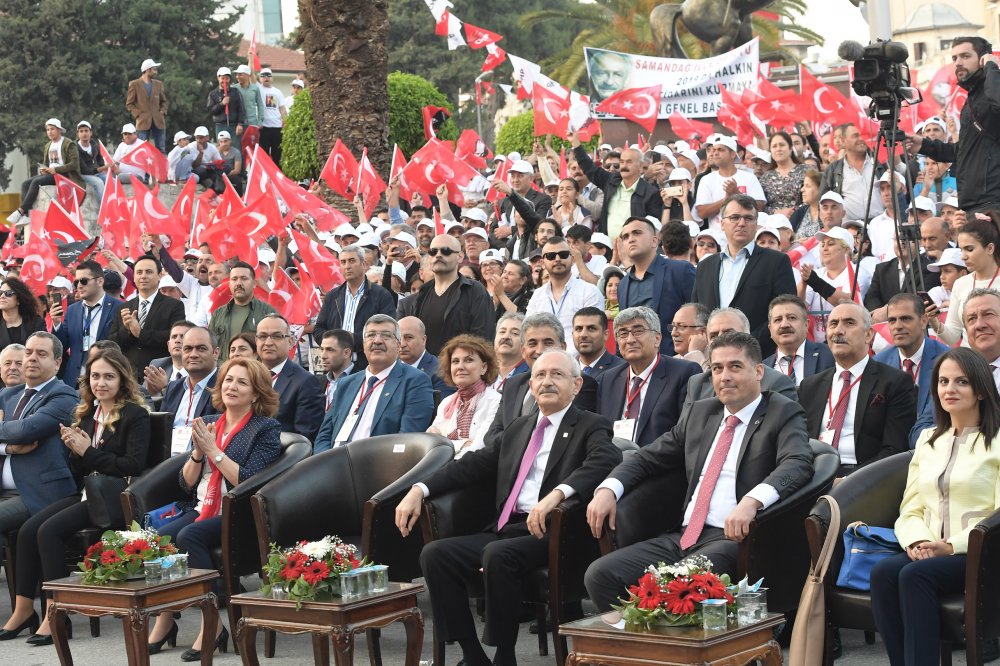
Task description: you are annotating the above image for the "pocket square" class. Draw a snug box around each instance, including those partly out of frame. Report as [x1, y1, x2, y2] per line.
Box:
[868, 393, 885, 407]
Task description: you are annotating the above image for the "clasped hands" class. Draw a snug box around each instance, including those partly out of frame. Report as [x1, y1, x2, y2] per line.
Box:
[190, 418, 219, 460]
[906, 540, 953, 560]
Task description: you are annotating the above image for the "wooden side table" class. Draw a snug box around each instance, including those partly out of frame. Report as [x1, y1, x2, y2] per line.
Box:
[230, 581, 424, 666]
[43, 569, 220, 666]
[560, 611, 784, 666]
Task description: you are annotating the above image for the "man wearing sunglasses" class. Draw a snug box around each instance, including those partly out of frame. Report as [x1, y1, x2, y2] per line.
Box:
[51, 260, 123, 381]
[525, 238, 603, 355]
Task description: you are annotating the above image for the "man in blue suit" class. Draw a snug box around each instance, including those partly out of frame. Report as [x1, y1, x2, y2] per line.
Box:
[51, 260, 123, 382]
[572, 307, 625, 378]
[398, 316, 452, 399]
[616, 217, 696, 356]
[872, 293, 949, 446]
[256, 314, 325, 442]
[763, 295, 835, 386]
[161, 327, 220, 455]
[597, 307, 701, 447]
[0, 332, 78, 551]
[315, 315, 435, 453]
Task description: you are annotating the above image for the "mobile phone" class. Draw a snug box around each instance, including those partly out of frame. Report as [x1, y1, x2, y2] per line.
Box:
[663, 185, 684, 198]
[917, 291, 932, 306]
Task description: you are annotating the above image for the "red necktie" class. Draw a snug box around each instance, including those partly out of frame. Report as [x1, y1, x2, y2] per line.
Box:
[680, 414, 741, 550]
[624, 376, 643, 419]
[903, 358, 916, 382]
[497, 416, 550, 531]
[827, 370, 853, 450]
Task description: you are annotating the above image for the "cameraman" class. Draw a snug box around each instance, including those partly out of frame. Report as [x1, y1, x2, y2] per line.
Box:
[908, 36, 1000, 214]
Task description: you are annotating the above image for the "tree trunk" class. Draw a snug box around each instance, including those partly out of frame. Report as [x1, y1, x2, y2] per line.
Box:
[299, 0, 389, 181]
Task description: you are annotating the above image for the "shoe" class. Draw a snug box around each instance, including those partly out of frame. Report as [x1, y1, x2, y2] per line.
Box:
[984, 637, 1000, 662]
[26, 616, 72, 646]
[148, 622, 179, 655]
[180, 625, 228, 662]
[0, 612, 40, 640]
[5, 209, 22, 225]
[832, 627, 842, 660]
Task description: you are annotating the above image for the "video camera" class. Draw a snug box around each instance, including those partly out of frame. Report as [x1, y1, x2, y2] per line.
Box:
[838, 39, 920, 127]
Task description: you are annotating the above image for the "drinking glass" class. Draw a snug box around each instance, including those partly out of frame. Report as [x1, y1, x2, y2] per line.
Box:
[143, 559, 162, 583]
[736, 592, 761, 626]
[701, 599, 727, 632]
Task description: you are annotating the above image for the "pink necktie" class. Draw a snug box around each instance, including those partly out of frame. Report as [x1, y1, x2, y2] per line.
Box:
[680, 415, 741, 550]
[497, 416, 550, 531]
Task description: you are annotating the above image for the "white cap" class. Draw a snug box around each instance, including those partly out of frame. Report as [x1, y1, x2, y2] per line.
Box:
[390, 262, 407, 282]
[355, 222, 374, 235]
[816, 227, 855, 246]
[374, 223, 392, 237]
[590, 232, 612, 249]
[216, 67, 231, 77]
[141, 59, 161, 73]
[121, 123, 137, 134]
[235, 64, 252, 75]
[47, 276, 73, 290]
[493, 154, 506, 162]
[912, 196, 935, 212]
[645, 215, 662, 233]
[324, 238, 342, 253]
[461, 208, 488, 225]
[334, 223, 358, 238]
[45, 118, 64, 130]
[291, 79, 305, 88]
[928, 247, 967, 272]
[599, 143, 612, 151]
[193, 126, 210, 137]
[257, 247, 277, 264]
[463, 227, 489, 241]
[921, 116, 947, 132]
[260, 68, 273, 76]
[183, 248, 203, 259]
[544, 179, 560, 189]
[479, 249, 505, 265]
[507, 151, 522, 162]
[443, 220, 464, 234]
[217, 130, 231, 140]
[678, 149, 701, 170]
[746, 146, 772, 163]
[696, 229, 727, 247]
[768, 214, 793, 231]
[684, 221, 700, 237]
[842, 218, 865, 230]
[392, 231, 417, 248]
[509, 160, 534, 174]
[357, 233, 380, 249]
[754, 226, 780, 242]
[707, 135, 738, 152]
[158, 275, 180, 289]
[173, 130, 191, 144]
[416, 218, 436, 230]
[674, 140, 692, 153]
[76, 120, 92, 130]
[667, 167, 692, 182]
[820, 191, 845, 206]
[943, 196, 960, 209]
[879, 170, 905, 186]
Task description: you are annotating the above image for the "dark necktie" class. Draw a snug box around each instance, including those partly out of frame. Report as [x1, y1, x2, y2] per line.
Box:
[903, 359, 916, 383]
[11, 388, 37, 420]
[138, 300, 149, 328]
[782, 355, 797, 383]
[346, 376, 380, 442]
[624, 376, 643, 419]
[828, 370, 854, 450]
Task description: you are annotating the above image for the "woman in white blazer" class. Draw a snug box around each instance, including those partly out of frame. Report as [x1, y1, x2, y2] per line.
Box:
[428, 334, 501, 458]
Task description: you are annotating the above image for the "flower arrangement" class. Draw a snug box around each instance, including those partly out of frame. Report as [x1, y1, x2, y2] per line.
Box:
[78, 521, 178, 585]
[615, 555, 735, 627]
[260, 536, 366, 605]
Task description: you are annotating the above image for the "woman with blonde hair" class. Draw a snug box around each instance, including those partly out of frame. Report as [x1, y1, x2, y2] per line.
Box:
[428, 334, 501, 458]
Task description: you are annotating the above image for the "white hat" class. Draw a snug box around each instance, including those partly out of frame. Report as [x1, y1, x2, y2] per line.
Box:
[47, 276, 73, 290]
[324, 239, 342, 253]
[912, 196, 935, 212]
[707, 135, 738, 152]
[696, 229, 727, 247]
[842, 218, 865, 230]
[493, 154, 506, 162]
[45, 118, 64, 131]
[291, 79, 305, 88]
[121, 123, 137, 134]
[652, 145, 672, 158]
[392, 231, 417, 248]
[216, 67, 231, 77]
[684, 221, 700, 237]
[416, 218, 436, 230]
[746, 145, 772, 163]
[768, 214, 793, 231]
[544, 179, 560, 189]
[507, 151, 522, 162]
[183, 248, 203, 259]
[928, 247, 967, 272]
[667, 167, 692, 182]
[462, 227, 489, 241]
[158, 275, 180, 290]
[368, 216, 383, 226]
[76, 120, 92, 130]
[235, 64, 252, 76]
[193, 126, 210, 137]
[645, 215, 662, 233]
[260, 67, 273, 76]
[674, 140, 692, 153]
[754, 226, 780, 242]
[374, 223, 392, 237]
[390, 262, 407, 283]
[461, 208, 488, 225]
[678, 149, 701, 169]
[590, 232, 613, 250]
[443, 220, 464, 234]
[820, 191, 845, 206]
[173, 130, 191, 144]
[943, 196, 960, 209]
[257, 247, 277, 264]
[357, 233, 381, 249]
[217, 130, 231, 140]
[816, 227, 855, 246]
[140, 59, 161, 73]
[921, 116, 947, 132]
[509, 160, 534, 174]
[479, 249, 505, 265]
[879, 170, 905, 186]
[334, 222, 358, 238]
[599, 143, 612, 151]
[355, 222, 374, 235]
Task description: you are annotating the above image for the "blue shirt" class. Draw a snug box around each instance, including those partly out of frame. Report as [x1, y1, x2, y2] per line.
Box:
[719, 241, 755, 308]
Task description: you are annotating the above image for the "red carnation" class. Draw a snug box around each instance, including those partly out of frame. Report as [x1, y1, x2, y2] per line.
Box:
[628, 572, 663, 610]
[662, 578, 706, 615]
[302, 560, 330, 585]
[100, 550, 121, 565]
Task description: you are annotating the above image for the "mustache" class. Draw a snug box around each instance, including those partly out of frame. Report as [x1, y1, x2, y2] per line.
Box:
[537, 386, 559, 394]
[498, 338, 514, 347]
[828, 335, 848, 344]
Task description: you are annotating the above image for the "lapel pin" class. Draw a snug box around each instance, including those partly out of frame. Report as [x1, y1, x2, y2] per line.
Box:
[562, 432, 568, 438]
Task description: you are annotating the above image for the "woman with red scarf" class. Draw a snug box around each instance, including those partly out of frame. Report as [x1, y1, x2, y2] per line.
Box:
[428, 334, 501, 458]
[146, 356, 281, 661]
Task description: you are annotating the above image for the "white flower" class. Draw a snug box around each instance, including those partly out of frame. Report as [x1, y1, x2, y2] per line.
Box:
[300, 537, 334, 559]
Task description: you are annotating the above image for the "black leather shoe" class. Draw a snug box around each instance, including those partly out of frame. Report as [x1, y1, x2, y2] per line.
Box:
[181, 626, 228, 662]
[0, 613, 39, 641]
[832, 628, 843, 660]
[25, 633, 53, 647]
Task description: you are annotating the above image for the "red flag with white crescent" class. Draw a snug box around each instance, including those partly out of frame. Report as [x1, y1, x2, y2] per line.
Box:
[319, 139, 359, 199]
[354, 148, 387, 220]
[532, 84, 570, 137]
[595, 84, 662, 133]
[289, 227, 344, 291]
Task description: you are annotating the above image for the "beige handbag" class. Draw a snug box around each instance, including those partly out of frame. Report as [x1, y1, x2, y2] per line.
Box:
[788, 495, 840, 666]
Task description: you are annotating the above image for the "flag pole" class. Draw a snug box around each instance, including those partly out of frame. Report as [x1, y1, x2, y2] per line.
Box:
[474, 71, 493, 139]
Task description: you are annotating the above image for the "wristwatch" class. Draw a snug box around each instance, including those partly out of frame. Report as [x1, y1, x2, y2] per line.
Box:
[214, 453, 225, 464]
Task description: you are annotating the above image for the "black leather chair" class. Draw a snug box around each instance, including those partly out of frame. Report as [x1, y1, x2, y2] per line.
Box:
[251, 432, 454, 658]
[122, 431, 311, 639]
[805, 450, 1000, 666]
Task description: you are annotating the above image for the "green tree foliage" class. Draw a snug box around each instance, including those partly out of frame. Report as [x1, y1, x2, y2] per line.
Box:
[495, 111, 599, 156]
[281, 89, 320, 181]
[0, 0, 240, 189]
[388, 72, 457, 156]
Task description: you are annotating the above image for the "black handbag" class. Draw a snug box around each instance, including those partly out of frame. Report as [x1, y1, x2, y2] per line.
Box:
[84, 473, 128, 529]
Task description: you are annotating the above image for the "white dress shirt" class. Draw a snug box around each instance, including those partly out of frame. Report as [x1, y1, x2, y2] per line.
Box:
[898, 342, 924, 386]
[173, 370, 217, 429]
[269, 360, 288, 385]
[342, 281, 366, 334]
[774, 341, 806, 386]
[334, 362, 396, 444]
[136, 291, 157, 328]
[827, 357, 869, 465]
[1, 377, 57, 490]
[621, 357, 658, 418]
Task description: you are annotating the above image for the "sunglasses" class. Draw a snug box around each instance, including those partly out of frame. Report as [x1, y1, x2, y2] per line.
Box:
[543, 250, 571, 261]
[428, 247, 459, 257]
[73, 277, 93, 287]
[0, 290, 14, 298]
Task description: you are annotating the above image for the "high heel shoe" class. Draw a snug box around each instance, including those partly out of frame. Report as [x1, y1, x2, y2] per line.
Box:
[0, 612, 39, 641]
[147, 622, 179, 655]
[25, 616, 71, 646]
[180, 625, 228, 662]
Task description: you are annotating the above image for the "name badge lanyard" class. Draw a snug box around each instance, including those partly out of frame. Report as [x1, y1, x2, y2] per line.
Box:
[83, 303, 101, 348]
[825, 373, 864, 429]
[355, 377, 389, 415]
[622, 355, 660, 418]
[549, 284, 571, 317]
[185, 381, 199, 426]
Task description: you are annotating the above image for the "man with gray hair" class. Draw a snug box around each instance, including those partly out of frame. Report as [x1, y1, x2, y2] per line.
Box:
[596, 307, 701, 447]
[962, 288, 1000, 391]
[0, 345, 24, 387]
[682, 307, 797, 410]
[493, 312, 529, 392]
[314, 314, 434, 452]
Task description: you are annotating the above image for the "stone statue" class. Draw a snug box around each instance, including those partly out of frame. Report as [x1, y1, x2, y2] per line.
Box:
[650, 0, 777, 57]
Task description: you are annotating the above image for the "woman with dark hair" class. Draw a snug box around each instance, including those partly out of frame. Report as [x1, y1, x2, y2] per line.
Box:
[227, 332, 259, 361]
[552, 178, 592, 229]
[937, 216, 1000, 344]
[760, 131, 809, 216]
[871, 348, 1000, 666]
[458, 262, 484, 285]
[790, 169, 822, 237]
[146, 357, 281, 660]
[0, 349, 149, 645]
[0, 277, 45, 353]
[428, 334, 501, 458]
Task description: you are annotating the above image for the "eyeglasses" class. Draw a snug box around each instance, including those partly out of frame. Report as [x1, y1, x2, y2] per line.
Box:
[255, 333, 289, 341]
[427, 247, 459, 257]
[605, 164, 621, 170]
[616, 327, 650, 340]
[73, 278, 93, 287]
[0, 291, 14, 298]
[363, 331, 397, 341]
[666, 323, 704, 333]
[543, 250, 571, 261]
[723, 214, 757, 224]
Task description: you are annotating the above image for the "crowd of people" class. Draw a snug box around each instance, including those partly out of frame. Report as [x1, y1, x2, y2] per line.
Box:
[0, 35, 998, 666]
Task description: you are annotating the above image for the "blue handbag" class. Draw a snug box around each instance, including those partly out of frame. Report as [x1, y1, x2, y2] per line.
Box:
[144, 502, 185, 531]
[835, 521, 903, 591]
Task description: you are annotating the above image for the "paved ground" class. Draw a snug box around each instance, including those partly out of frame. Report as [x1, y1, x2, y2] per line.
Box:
[0, 574, 968, 665]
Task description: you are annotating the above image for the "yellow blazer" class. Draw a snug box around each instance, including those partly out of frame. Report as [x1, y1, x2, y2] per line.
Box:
[896, 427, 1000, 554]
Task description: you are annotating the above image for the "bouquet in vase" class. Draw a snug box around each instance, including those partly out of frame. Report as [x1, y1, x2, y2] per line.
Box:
[78, 521, 177, 584]
[615, 555, 734, 627]
[261, 536, 367, 606]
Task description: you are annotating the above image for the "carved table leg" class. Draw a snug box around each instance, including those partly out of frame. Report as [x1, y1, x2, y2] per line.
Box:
[332, 628, 356, 666]
[235, 618, 260, 666]
[199, 595, 219, 666]
[761, 639, 783, 666]
[312, 632, 331, 666]
[122, 609, 150, 666]
[49, 605, 73, 666]
[402, 608, 425, 666]
[564, 651, 580, 666]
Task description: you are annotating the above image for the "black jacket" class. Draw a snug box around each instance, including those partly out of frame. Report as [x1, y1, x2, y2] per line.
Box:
[77, 142, 106, 176]
[207, 86, 248, 126]
[921, 62, 1000, 213]
[314, 278, 397, 366]
[407, 276, 496, 356]
[862, 254, 940, 311]
[573, 145, 664, 234]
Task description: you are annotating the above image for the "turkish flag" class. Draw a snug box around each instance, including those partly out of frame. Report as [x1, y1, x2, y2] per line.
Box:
[463, 23, 503, 49]
[117, 141, 169, 182]
[293, 259, 323, 317]
[200, 213, 259, 265]
[401, 138, 480, 208]
[718, 84, 762, 147]
[268, 267, 308, 324]
[171, 176, 198, 235]
[40, 199, 87, 245]
[532, 84, 570, 137]
[53, 174, 85, 210]
[389, 144, 411, 201]
[746, 77, 800, 129]
[799, 66, 853, 128]
[96, 174, 130, 258]
[289, 227, 344, 291]
[433, 208, 444, 236]
[239, 189, 286, 241]
[486, 157, 511, 204]
[247, 29, 261, 71]
[12, 233, 64, 296]
[241, 125, 261, 165]
[595, 84, 662, 133]
[215, 175, 246, 221]
[131, 179, 188, 260]
[252, 147, 349, 232]
[320, 139, 359, 199]
[455, 129, 492, 170]
[668, 111, 714, 147]
[98, 141, 115, 171]
[482, 45, 506, 73]
[354, 148, 387, 220]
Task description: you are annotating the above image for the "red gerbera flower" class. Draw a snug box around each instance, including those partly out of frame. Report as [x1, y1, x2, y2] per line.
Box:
[662, 578, 706, 615]
[286, 551, 308, 568]
[691, 573, 726, 598]
[302, 560, 330, 585]
[86, 542, 104, 558]
[100, 550, 121, 565]
[280, 564, 303, 581]
[627, 572, 663, 610]
[123, 539, 150, 557]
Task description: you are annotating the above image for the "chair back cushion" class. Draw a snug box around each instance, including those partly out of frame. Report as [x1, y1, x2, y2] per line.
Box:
[146, 412, 172, 470]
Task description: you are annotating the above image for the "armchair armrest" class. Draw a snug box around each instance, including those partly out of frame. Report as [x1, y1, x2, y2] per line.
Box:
[420, 482, 496, 543]
[965, 507, 1000, 644]
[548, 498, 601, 601]
[122, 455, 188, 525]
[599, 469, 687, 556]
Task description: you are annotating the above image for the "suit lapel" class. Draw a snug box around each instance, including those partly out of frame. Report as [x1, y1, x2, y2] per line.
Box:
[636, 357, 664, 440]
[803, 342, 817, 377]
[854, 362, 878, 435]
[98, 295, 117, 337]
[706, 256, 723, 306]
[371, 364, 403, 430]
[511, 375, 531, 419]
[22, 381, 53, 417]
[731, 249, 764, 300]
[607, 366, 627, 417]
[735, 399, 768, 471]
[540, 407, 578, 488]
[501, 414, 537, 492]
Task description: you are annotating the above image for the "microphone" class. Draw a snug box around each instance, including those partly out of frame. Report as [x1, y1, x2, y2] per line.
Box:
[838, 40, 866, 62]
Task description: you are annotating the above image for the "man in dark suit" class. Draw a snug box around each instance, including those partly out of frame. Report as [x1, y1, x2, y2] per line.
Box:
[617, 217, 696, 355]
[256, 314, 325, 442]
[597, 307, 701, 447]
[572, 307, 625, 378]
[0, 332, 78, 552]
[799, 303, 916, 477]
[144, 320, 196, 405]
[691, 194, 796, 357]
[763, 295, 835, 386]
[872, 293, 950, 445]
[395, 349, 621, 666]
[107, 254, 186, 383]
[569, 130, 663, 236]
[863, 231, 940, 316]
[584, 331, 814, 611]
[398, 316, 451, 398]
[51, 260, 123, 382]
[161, 327, 219, 455]
[315, 315, 435, 453]
[484, 313, 599, 449]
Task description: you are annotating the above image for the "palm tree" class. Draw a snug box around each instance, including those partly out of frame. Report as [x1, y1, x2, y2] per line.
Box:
[520, 0, 823, 90]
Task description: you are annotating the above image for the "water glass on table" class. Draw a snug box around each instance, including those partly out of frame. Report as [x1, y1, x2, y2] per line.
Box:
[736, 592, 761, 626]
